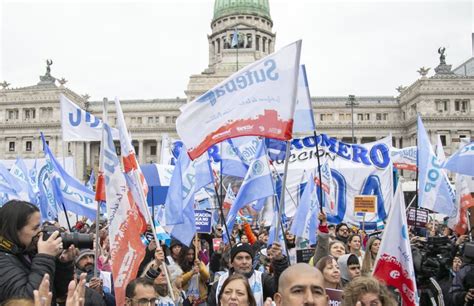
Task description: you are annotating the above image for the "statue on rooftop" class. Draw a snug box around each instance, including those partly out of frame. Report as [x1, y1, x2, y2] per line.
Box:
[438, 47, 446, 65]
[46, 59, 53, 76]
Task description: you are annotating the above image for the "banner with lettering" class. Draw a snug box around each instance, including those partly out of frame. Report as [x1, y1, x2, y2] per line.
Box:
[177, 40, 302, 159]
[273, 134, 393, 227]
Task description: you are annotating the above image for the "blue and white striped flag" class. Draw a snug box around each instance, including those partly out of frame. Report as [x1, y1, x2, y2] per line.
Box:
[442, 141, 474, 177]
[290, 173, 319, 244]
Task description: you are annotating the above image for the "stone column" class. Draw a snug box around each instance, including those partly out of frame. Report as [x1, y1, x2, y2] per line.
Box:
[157, 139, 162, 164]
[86, 142, 91, 167]
[139, 140, 144, 164]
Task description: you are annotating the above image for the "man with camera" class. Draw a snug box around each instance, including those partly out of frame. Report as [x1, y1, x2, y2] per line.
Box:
[0, 200, 77, 302]
[450, 240, 474, 306]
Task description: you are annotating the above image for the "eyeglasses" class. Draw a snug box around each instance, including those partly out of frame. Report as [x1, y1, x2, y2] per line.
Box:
[216, 228, 223, 232]
[129, 298, 157, 306]
[339, 228, 349, 233]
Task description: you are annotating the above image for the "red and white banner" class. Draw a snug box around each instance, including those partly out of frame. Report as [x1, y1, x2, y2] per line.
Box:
[176, 40, 302, 159]
[98, 123, 146, 306]
[391, 146, 417, 171]
[373, 183, 418, 306]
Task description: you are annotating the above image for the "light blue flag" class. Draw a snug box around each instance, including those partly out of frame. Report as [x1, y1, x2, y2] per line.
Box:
[10, 158, 38, 204]
[165, 145, 213, 226]
[37, 159, 58, 221]
[220, 139, 249, 178]
[41, 133, 97, 220]
[85, 169, 95, 190]
[268, 198, 288, 255]
[0, 162, 22, 197]
[290, 173, 319, 245]
[169, 201, 196, 246]
[224, 139, 274, 243]
[442, 141, 474, 177]
[293, 65, 316, 133]
[417, 116, 456, 215]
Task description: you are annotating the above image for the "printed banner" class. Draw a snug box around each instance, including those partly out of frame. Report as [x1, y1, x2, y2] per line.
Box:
[391, 146, 417, 171]
[273, 134, 393, 226]
[177, 40, 302, 159]
[60, 94, 119, 141]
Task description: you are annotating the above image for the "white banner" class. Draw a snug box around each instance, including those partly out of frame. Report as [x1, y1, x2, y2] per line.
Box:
[60, 94, 119, 141]
[273, 135, 393, 227]
[177, 40, 302, 159]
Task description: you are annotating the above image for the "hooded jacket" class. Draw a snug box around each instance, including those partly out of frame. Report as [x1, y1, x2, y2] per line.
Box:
[337, 254, 359, 286]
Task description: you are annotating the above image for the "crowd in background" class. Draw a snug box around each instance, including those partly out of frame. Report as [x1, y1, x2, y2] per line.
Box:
[0, 200, 473, 305]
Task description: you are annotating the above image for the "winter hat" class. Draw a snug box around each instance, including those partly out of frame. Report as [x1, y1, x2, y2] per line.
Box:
[230, 242, 254, 263]
[75, 249, 95, 266]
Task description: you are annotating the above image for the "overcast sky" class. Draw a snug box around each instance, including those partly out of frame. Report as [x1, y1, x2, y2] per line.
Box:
[1, 0, 472, 101]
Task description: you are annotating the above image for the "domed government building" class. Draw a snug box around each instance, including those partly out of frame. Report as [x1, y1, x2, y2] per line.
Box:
[0, 0, 473, 182]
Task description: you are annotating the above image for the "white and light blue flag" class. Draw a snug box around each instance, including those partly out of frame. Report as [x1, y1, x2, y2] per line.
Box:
[224, 139, 274, 243]
[442, 141, 474, 177]
[293, 65, 316, 134]
[290, 173, 319, 245]
[417, 116, 456, 215]
[10, 157, 38, 204]
[60, 94, 119, 141]
[41, 133, 97, 220]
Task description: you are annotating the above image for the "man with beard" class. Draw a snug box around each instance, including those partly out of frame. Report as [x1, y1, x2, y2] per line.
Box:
[75, 249, 115, 306]
[335, 223, 350, 244]
[207, 242, 289, 306]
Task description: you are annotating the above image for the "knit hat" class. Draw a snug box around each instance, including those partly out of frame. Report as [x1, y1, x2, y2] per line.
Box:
[75, 249, 95, 266]
[230, 242, 254, 263]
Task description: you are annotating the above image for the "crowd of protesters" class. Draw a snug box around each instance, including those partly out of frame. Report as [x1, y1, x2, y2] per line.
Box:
[0, 199, 473, 305]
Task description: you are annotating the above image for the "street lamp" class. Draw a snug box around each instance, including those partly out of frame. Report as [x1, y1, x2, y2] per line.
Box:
[345, 94, 359, 143]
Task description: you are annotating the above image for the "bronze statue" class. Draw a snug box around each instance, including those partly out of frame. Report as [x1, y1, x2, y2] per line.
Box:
[438, 47, 446, 65]
[46, 59, 53, 76]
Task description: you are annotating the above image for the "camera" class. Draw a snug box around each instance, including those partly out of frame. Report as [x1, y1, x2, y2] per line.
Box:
[42, 225, 94, 249]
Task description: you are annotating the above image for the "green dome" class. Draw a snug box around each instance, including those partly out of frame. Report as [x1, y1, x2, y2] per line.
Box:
[213, 0, 271, 21]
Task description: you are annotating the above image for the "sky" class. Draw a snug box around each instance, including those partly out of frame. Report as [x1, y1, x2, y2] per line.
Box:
[1, 0, 472, 101]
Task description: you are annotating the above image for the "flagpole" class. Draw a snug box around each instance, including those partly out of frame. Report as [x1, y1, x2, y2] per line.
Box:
[60, 139, 73, 231]
[415, 119, 419, 233]
[274, 140, 291, 240]
[94, 97, 108, 279]
[132, 169, 175, 301]
[312, 131, 324, 213]
[214, 162, 233, 246]
[269, 162, 298, 209]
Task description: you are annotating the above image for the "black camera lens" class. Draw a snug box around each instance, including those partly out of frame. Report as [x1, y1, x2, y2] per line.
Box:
[42, 226, 94, 250]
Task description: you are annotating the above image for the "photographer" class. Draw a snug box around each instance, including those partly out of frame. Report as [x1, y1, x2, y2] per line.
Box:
[0, 200, 76, 302]
[450, 241, 474, 306]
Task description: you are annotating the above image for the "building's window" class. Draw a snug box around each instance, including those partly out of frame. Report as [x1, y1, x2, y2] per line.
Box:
[383, 113, 388, 120]
[217, 38, 220, 53]
[402, 111, 406, 120]
[148, 117, 153, 124]
[155, 116, 160, 124]
[7, 109, 19, 120]
[137, 117, 142, 124]
[439, 135, 447, 146]
[435, 99, 449, 112]
[357, 113, 363, 121]
[256, 36, 260, 51]
[134, 145, 139, 156]
[40, 107, 53, 117]
[150, 145, 157, 156]
[365, 113, 370, 120]
[9, 142, 15, 152]
[376, 113, 382, 121]
[172, 116, 177, 123]
[24, 108, 35, 120]
[455, 99, 469, 112]
[26, 141, 32, 152]
[262, 37, 266, 52]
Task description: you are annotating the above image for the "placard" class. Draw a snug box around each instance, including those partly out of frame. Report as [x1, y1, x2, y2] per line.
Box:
[296, 248, 315, 263]
[195, 210, 213, 233]
[326, 288, 343, 306]
[407, 207, 429, 227]
[354, 195, 377, 213]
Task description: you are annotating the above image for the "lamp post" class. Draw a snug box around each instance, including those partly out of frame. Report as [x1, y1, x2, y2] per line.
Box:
[345, 94, 359, 143]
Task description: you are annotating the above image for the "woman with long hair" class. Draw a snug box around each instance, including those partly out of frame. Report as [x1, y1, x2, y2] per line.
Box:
[315, 255, 342, 290]
[347, 234, 365, 266]
[217, 273, 257, 306]
[361, 237, 381, 276]
[178, 245, 210, 305]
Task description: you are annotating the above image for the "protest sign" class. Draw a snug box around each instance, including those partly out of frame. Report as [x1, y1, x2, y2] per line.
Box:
[296, 248, 315, 263]
[407, 207, 429, 227]
[195, 210, 213, 233]
[354, 195, 377, 213]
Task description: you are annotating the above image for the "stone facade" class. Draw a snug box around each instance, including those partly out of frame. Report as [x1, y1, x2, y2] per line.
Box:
[1, 3, 473, 182]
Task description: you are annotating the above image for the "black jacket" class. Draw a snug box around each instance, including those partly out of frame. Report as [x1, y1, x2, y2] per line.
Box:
[0, 248, 74, 302]
[207, 255, 289, 306]
[450, 263, 474, 305]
